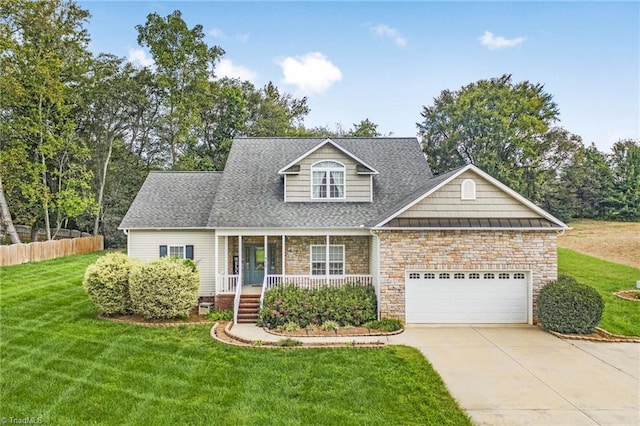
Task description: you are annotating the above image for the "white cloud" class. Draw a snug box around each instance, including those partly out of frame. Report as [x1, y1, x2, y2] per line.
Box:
[479, 31, 525, 50]
[209, 27, 225, 38]
[370, 24, 407, 48]
[127, 48, 154, 68]
[216, 58, 256, 82]
[278, 52, 342, 95]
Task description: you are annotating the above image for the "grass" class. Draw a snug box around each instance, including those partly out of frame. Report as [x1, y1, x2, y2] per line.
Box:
[0, 252, 470, 425]
[558, 248, 640, 336]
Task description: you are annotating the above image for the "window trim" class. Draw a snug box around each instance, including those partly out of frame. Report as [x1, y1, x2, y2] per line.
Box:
[310, 160, 346, 200]
[310, 244, 345, 276]
[460, 178, 476, 200]
[168, 245, 186, 259]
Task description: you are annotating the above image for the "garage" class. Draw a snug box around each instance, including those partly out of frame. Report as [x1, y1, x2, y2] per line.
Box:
[405, 271, 529, 323]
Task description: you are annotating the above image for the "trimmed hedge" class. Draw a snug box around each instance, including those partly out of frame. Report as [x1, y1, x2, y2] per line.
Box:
[260, 283, 377, 328]
[537, 275, 604, 334]
[83, 253, 140, 315]
[129, 257, 200, 320]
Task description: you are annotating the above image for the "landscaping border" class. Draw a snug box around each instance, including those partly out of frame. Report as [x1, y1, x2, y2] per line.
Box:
[543, 326, 640, 343]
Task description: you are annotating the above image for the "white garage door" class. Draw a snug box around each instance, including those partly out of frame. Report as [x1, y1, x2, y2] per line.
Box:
[405, 271, 529, 323]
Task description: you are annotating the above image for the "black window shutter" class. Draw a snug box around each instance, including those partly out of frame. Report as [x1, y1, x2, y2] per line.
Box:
[185, 245, 194, 260]
[159, 245, 167, 257]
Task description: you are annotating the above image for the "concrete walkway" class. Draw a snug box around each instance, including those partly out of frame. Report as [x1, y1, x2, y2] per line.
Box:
[229, 324, 640, 425]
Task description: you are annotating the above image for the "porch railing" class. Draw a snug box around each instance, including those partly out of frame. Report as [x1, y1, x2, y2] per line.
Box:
[264, 274, 372, 292]
[217, 274, 239, 294]
[233, 275, 242, 324]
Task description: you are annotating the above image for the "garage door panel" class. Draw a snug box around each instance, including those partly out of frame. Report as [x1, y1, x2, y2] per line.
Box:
[405, 271, 528, 323]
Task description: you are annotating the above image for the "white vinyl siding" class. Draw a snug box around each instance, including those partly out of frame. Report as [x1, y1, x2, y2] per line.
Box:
[399, 170, 540, 219]
[285, 144, 371, 202]
[128, 230, 216, 297]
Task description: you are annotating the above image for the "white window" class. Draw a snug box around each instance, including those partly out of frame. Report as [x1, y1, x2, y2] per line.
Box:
[311, 161, 345, 199]
[169, 245, 185, 259]
[499, 273, 510, 279]
[484, 273, 495, 279]
[424, 273, 435, 279]
[514, 273, 525, 280]
[311, 245, 344, 275]
[454, 273, 465, 279]
[469, 273, 480, 279]
[461, 179, 476, 200]
[439, 273, 450, 279]
[409, 273, 420, 279]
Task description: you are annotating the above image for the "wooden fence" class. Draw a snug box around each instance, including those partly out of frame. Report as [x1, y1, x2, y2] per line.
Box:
[0, 235, 104, 267]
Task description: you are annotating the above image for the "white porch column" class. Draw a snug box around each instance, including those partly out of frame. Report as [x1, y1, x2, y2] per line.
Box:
[238, 235, 243, 287]
[264, 235, 268, 278]
[224, 236, 228, 276]
[214, 233, 219, 294]
[281, 235, 286, 277]
[326, 234, 330, 285]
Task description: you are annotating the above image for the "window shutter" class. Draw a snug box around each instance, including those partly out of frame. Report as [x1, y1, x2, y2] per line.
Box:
[159, 245, 167, 257]
[185, 245, 194, 260]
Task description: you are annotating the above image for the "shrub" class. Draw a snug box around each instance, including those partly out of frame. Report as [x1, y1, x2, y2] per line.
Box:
[282, 321, 300, 332]
[537, 276, 604, 334]
[129, 257, 200, 320]
[260, 283, 377, 328]
[320, 320, 339, 331]
[208, 309, 233, 321]
[365, 318, 403, 332]
[83, 253, 140, 315]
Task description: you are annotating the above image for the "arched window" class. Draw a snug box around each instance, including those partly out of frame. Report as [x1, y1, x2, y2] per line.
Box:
[311, 161, 345, 199]
[461, 179, 476, 200]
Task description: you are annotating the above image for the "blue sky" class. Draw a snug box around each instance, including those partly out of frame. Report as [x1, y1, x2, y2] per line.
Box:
[80, 1, 639, 152]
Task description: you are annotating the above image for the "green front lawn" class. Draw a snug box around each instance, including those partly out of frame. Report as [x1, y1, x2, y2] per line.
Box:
[0, 253, 470, 425]
[558, 248, 640, 336]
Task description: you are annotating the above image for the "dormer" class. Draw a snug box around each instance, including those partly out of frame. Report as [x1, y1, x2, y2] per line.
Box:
[278, 139, 378, 202]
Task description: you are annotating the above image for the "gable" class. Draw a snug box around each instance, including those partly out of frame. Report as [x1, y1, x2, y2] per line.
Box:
[284, 143, 372, 202]
[398, 170, 541, 219]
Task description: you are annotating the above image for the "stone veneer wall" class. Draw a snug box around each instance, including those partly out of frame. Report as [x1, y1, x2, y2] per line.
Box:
[285, 236, 370, 275]
[377, 230, 557, 323]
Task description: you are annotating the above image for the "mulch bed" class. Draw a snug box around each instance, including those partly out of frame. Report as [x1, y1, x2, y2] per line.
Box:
[100, 308, 213, 327]
[613, 290, 640, 302]
[545, 326, 640, 343]
[264, 325, 403, 337]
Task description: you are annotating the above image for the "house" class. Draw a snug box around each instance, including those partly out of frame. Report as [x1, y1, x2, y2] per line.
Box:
[119, 137, 568, 324]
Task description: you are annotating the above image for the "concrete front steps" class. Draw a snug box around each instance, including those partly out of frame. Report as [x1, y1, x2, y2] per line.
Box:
[237, 294, 260, 323]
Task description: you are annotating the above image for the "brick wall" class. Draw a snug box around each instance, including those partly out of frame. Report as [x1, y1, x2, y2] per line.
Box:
[377, 230, 557, 323]
[285, 235, 370, 275]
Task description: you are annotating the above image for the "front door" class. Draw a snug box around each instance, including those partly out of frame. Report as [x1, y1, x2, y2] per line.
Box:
[243, 244, 276, 285]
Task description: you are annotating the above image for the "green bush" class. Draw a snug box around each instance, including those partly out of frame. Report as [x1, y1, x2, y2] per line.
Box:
[208, 309, 233, 321]
[365, 318, 403, 332]
[129, 257, 200, 320]
[83, 253, 140, 315]
[260, 283, 377, 329]
[537, 275, 604, 334]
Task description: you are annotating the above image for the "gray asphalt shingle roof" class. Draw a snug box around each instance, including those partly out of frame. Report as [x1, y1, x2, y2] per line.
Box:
[206, 137, 433, 228]
[119, 172, 222, 229]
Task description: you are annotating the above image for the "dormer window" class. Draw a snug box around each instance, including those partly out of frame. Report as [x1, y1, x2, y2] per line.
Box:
[312, 161, 345, 199]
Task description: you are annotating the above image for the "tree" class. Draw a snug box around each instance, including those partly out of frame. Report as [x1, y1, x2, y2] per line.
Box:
[136, 10, 224, 167]
[0, 174, 21, 244]
[418, 74, 563, 202]
[557, 143, 613, 219]
[606, 139, 640, 220]
[0, 0, 96, 239]
[244, 82, 310, 137]
[348, 119, 381, 137]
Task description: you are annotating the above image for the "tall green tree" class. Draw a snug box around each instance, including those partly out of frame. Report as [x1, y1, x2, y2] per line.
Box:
[348, 118, 381, 137]
[0, 0, 95, 240]
[418, 74, 565, 203]
[606, 139, 640, 220]
[557, 143, 613, 219]
[136, 10, 224, 167]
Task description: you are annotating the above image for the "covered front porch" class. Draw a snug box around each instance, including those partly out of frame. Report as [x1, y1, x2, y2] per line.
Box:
[213, 231, 376, 322]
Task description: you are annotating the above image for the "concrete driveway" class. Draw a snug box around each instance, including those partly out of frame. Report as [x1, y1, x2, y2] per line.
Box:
[390, 326, 639, 425]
